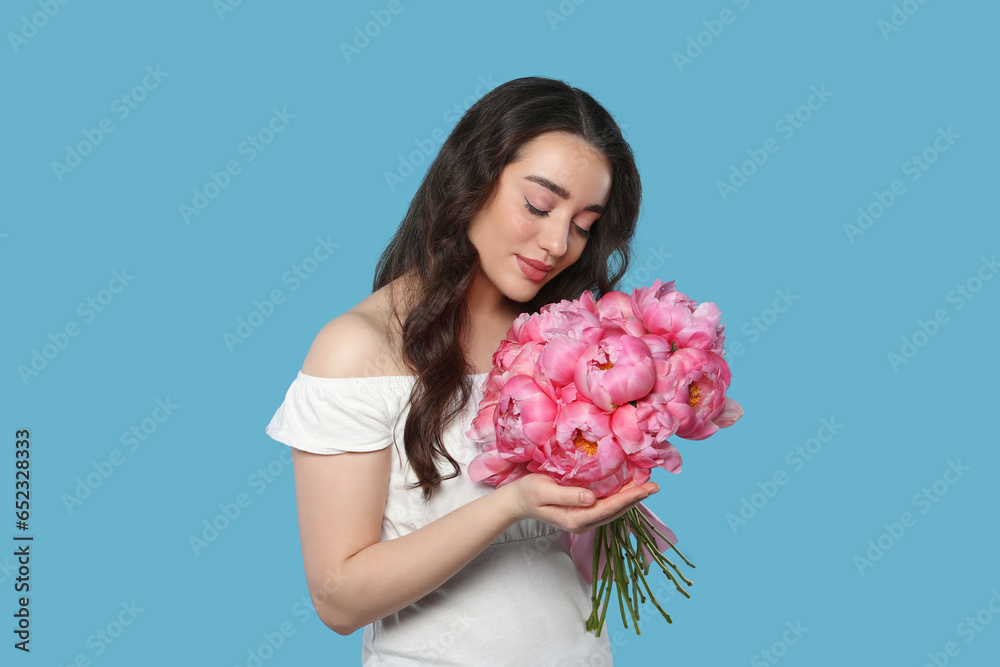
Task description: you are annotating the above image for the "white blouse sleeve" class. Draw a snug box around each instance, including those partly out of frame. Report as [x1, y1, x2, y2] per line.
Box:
[264, 371, 397, 455]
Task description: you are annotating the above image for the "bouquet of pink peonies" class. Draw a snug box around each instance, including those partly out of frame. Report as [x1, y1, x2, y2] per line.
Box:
[465, 279, 743, 636]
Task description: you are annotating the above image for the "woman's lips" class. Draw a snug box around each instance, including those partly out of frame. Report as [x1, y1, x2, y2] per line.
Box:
[516, 255, 550, 282]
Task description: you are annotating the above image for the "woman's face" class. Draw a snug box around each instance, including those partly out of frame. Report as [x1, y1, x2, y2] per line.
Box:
[467, 131, 613, 304]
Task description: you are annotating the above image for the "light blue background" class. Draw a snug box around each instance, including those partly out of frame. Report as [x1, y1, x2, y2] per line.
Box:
[4, 1, 999, 665]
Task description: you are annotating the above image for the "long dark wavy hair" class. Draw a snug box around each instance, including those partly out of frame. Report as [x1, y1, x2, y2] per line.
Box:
[372, 76, 643, 500]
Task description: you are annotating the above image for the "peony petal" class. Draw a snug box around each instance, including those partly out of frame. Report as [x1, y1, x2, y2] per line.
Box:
[538, 335, 589, 386]
[467, 450, 518, 483]
[712, 397, 744, 428]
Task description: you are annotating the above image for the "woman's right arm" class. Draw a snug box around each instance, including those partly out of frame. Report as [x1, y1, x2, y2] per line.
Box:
[292, 314, 658, 635]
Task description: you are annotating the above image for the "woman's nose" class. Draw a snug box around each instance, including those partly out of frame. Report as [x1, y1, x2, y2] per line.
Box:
[536, 216, 570, 259]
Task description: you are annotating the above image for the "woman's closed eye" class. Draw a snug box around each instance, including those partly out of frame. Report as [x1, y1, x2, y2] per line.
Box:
[523, 198, 592, 238]
[523, 198, 549, 217]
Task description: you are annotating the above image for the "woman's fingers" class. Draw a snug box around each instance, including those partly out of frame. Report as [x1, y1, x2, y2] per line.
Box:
[525, 475, 597, 507]
[548, 481, 659, 532]
[535, 475, 656, 508]
[511, 474, 662, 533]
[588, 485, 653, 517]
[573, 499, 644, 534]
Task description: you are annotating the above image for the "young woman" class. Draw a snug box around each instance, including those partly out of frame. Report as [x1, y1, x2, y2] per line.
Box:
[265, 76, 659, 665]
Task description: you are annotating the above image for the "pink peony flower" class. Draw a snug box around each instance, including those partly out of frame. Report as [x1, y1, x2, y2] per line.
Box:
[481, 339, 552, 401]
[466, 450, 530, 488]
[466, 391, 499, 445]
[638, 332, 673, 361]
[573, 334, 657, 412]
[537, 334, 590, 387]
[594, 290, 635, 321]
[508, 293, 604, 345]
[594, 290, 647, 338]
[534, 399, 630, 497]
[610, 402, 683, 473]
[660, 347, 734, 440]
[631, 279, 726, 355]
[491, 338, 523, 372]
[626, 357, 682, 441]
[494, 374, 557, 455]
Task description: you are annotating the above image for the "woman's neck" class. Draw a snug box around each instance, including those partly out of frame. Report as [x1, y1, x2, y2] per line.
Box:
[462, 270, 520, 373]
[465, 267, 519, 324]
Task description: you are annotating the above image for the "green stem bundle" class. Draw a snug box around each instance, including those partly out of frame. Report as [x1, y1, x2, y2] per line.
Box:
[584, 507, 696, 637]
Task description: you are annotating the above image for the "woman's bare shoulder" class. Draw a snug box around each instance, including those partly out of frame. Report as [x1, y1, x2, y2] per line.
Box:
[301, 282, 410, 379]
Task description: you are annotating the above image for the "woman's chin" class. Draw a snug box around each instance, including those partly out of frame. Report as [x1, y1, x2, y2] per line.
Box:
[504, 284, 543, 304]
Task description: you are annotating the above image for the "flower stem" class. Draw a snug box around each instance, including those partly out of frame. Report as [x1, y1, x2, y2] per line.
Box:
[633, 557, 673, 624]
[609, 525, 632, 632]
[628, 509, 695, 590]
[583, 508, 697, 635]
[586, 525, 609, 633]
[634, 508, 696, 569]
[613, 519, 642, 631]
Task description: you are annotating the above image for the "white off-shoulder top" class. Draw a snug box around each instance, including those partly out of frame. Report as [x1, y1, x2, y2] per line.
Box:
[264, 370, 614, 666]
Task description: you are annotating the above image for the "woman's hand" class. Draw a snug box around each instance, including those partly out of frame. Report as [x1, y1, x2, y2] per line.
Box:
[501, 473, 659, 535]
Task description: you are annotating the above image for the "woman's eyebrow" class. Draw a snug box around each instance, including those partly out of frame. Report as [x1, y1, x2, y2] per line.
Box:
[523, 175, 606, 214]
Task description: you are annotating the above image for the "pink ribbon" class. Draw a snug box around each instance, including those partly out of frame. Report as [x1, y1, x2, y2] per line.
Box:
[564, 502, 678, 584]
